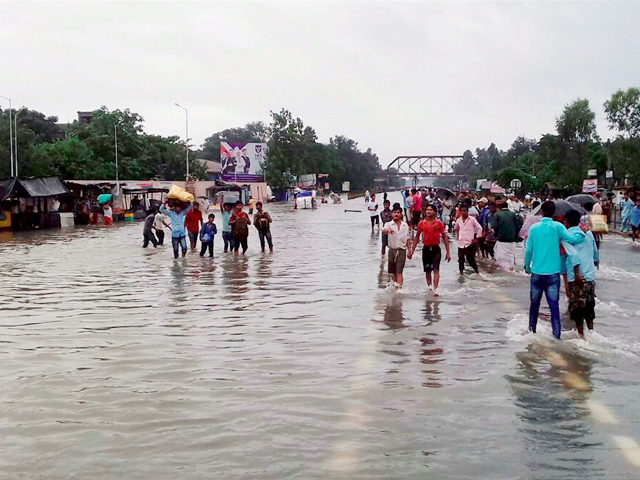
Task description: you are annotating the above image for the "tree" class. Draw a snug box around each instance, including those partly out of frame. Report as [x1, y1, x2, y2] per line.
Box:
[554, 99, 597, 189]
[604, 87, 640, 138]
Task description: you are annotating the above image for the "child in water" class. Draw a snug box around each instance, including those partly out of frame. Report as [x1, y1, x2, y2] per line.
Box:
[200, 213, 217, 257]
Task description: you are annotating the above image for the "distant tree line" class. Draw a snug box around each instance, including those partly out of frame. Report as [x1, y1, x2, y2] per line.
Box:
[0, 106, 387, 192]
[0, 106, 205, 181]
[436, 88, 640, 194]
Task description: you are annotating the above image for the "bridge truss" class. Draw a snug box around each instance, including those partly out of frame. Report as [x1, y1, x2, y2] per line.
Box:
[386, 156, 463, 177]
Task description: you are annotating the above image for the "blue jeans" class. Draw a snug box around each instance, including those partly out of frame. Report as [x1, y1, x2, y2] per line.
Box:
[222, 231, 233, 252]
[529, 273, 561, 339]
[171, 235, 187, 259]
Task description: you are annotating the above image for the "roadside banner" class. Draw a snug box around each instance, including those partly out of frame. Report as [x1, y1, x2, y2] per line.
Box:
[583, 179, 598, 193]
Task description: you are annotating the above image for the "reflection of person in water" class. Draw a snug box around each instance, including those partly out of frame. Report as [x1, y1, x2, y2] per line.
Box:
[507, 343, 595, 477]
[241, 148, 251, 174]
[382, 296, 404, 329]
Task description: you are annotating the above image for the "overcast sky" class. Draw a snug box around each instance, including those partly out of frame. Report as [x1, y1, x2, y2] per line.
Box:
[2, 1, 639, 167]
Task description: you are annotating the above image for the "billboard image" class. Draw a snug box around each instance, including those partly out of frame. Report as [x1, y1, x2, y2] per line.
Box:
[220, 142, 267, 183]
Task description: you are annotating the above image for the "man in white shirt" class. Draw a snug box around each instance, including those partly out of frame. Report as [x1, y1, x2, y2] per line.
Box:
[367, 194, 380, 232]
[507, 195, 523, 214]
[153, 210, 171, 245]
[382, 203, 413, 288]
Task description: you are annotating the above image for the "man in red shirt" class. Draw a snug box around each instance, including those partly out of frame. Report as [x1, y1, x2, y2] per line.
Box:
[184, 201, 203, 250]
[411, 204, 451, 296]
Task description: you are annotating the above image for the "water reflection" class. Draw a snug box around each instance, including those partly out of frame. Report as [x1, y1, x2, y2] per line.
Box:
[506, 344, 600, 478]
[382, 295, 404, 330]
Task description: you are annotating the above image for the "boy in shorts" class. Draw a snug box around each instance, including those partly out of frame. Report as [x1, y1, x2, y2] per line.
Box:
[382, 203, 412, 288]
[380, 199, 393, 255]
[563, 210, 599, 337]
[411, 204, 451, 296]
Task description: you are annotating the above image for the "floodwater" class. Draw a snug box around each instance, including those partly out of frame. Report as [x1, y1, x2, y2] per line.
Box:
[1, 193, 640, 479]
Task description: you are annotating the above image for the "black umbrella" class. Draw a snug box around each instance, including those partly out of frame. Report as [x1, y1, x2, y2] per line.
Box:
[435, 188, 455, 199]
[566, 194, 599, 207]
[531, 199, 586, 218]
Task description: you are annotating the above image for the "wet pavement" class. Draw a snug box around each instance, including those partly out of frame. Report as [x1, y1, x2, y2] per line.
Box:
[1, 192, 640, 479]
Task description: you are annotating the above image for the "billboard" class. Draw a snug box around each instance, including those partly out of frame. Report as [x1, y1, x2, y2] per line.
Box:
[583, 179, 597, 194]
[220, 142, 267, 183]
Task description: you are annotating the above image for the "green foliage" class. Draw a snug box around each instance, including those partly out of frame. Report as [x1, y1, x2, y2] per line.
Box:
[261, 109, 381, 192]
[1, 106, 205, 181]
[604, 87, 640, 138]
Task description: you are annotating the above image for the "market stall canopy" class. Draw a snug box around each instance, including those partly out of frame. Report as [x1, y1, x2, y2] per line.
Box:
[1, 176, 68, 201]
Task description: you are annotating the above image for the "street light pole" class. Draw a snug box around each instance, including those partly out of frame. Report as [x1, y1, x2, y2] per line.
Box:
[0, 95, 14, 177]
[15, 107, 25, 178]
[174, 103, 189, 180]
[114, 124, 119, 183]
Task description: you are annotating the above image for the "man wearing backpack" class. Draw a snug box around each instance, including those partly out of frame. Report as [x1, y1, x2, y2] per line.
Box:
[229, 201, 251, 255]
[253, 201, 273, 253]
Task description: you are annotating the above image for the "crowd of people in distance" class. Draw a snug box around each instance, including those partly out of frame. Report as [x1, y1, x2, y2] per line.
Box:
[368, 186, 640, 340]
[142, 199, 274, 259]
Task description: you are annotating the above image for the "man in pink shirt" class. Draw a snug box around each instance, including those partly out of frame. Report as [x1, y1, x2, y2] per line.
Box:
[454, 204, 483, 275]
[411, 188, 422, 228]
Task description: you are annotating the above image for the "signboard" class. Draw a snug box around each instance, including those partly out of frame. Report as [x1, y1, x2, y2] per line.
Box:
[582, 179, 598, 194]
[298, 174, 316, 188]
[490, 183, 505, 194]
[477, 179, 487, 191]
[510, 178, 522, 189]
[587, 169, 598, 177]
[220, 142, 267, 183]
[342, 181, 350, 192]
[606, 170, 614, 179]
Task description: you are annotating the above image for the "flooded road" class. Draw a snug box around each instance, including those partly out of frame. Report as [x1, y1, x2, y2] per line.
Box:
[1, 192, 640, 479]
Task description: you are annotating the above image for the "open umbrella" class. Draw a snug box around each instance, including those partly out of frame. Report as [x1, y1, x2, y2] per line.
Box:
[531, 199, 586, 219]
[435, 187, 455, 199]
[566, 194, 598, 207]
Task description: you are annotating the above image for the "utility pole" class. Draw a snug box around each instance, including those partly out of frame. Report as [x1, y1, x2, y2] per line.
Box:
[1, 95, 14, 177]
[174, 103, 189, 180]
[15, 108, 25, 178]
[114, 124, 119, 183]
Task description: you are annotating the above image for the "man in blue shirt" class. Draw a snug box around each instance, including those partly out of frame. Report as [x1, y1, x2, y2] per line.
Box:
[631, 198, 640, 243]
[563, 210, 599, 337]
[620, 192, 635, 233]
[524, 201, 584, 339]
[159, 200, 192, 259]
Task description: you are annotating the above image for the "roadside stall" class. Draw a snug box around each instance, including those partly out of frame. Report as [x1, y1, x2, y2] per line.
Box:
[122, 186, 169, 220]
[0, 176, 72, 230]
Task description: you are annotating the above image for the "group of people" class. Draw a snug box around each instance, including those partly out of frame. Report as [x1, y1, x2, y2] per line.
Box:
[142, 199, 274, 259]
[373, 189, 614, 340]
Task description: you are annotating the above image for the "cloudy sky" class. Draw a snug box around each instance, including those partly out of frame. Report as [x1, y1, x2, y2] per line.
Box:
[1, 1, 639, 166]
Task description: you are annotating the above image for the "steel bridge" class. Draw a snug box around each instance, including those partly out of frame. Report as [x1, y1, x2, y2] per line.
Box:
[386, 156, 463, 177]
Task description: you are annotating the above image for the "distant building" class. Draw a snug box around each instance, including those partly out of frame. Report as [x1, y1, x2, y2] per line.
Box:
[54, 123, 70, 141]
[77, 111, 94, 124]
[198, 159, 222, 181]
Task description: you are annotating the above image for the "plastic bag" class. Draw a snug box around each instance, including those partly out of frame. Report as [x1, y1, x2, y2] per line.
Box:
[588, 214, 609, 234]
[167, 184, 194, 203]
